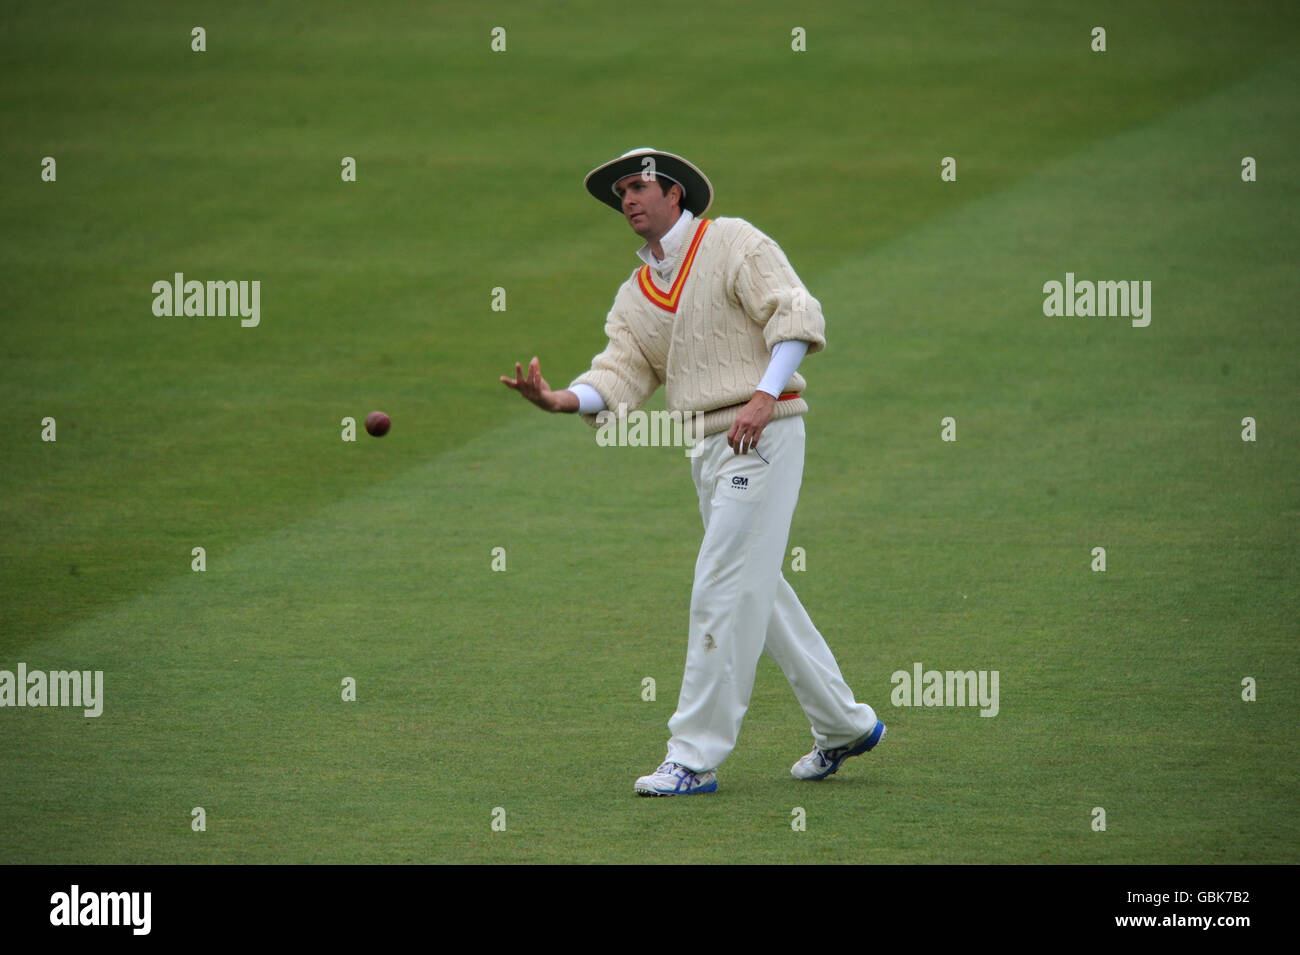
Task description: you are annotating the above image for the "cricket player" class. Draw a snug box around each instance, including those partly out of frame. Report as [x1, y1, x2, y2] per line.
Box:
[501, 148, 884, 795]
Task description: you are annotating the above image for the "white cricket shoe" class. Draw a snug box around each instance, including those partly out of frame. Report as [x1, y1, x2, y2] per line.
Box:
[634, 760, 718, 796]
[791, 721, 887, 780]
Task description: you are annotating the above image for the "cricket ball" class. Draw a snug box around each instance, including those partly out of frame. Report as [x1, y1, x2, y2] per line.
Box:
[365, 411, 391, 437]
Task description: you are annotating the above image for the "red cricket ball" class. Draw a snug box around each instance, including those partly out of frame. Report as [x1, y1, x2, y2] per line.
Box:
[365, 411, 391, 437]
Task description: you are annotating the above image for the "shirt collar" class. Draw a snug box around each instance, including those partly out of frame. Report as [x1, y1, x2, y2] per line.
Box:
[636, 209, 695, 273]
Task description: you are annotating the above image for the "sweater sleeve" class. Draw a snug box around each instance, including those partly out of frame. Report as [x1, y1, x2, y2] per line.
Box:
[568, 284, 661, 429]
[730, 224, 827, 355]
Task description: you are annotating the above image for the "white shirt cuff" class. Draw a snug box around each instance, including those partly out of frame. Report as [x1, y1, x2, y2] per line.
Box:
[756, 340, 809, 398]
[569, 383, 607, 414]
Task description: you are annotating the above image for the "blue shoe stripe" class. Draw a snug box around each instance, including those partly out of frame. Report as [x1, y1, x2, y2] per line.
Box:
[858, 720, 886, 752]
[636, 763, 719, 795]
[805, 721, 886, 780]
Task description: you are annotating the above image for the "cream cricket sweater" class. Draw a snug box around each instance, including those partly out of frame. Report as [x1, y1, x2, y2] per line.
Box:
[569, 216, 826, 438]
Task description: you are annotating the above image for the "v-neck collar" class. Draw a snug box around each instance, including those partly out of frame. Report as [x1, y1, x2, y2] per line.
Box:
[636, 218, 712, 314]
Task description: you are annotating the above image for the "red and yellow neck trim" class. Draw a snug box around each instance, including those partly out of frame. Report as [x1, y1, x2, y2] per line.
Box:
[637, 218, 712, 313]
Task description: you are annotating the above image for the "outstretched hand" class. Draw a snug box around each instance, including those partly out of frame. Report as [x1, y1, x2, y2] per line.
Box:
[500, 356, 573, 413]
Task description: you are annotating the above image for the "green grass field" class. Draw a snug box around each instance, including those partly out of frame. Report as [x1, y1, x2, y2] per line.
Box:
[1, 0, 1297, 864]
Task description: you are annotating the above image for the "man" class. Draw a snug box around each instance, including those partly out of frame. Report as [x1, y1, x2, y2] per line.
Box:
[500, 148, 884, 795]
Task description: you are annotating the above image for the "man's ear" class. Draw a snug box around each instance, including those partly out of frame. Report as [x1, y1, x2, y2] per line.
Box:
[671, 183, 683, 209]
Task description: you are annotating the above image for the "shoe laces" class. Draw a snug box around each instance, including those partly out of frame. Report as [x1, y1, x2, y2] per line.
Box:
[660, 761, 701, 783]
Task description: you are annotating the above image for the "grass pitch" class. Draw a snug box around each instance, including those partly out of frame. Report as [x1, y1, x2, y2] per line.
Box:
[1, 0, 1297, 864]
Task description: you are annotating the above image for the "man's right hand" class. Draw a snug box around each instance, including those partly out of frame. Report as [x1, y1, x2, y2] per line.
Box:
[500, 356, 578, 413]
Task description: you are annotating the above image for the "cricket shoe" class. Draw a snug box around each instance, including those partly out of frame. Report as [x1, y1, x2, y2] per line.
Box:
[791, 720, 887, 781]
[634, 761, 718, 796]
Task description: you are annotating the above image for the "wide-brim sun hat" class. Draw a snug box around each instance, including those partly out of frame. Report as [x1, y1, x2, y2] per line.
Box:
[584, 147, 714, 217]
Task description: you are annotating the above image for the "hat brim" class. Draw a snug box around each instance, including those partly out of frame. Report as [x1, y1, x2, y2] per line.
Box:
[584, 148, 713, 217]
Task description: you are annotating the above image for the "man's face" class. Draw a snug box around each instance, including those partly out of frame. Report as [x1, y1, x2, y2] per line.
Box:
[614, 173, 681, 242]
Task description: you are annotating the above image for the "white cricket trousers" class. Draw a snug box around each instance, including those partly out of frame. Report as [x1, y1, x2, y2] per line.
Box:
[665, 415, 877, 772]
